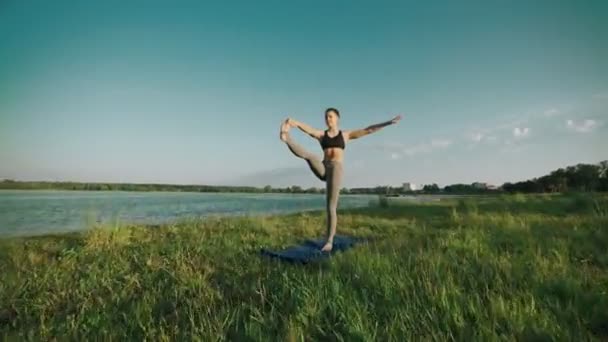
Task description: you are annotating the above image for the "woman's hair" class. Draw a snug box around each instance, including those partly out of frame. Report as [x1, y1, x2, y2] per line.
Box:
[325, 107, 340, 118]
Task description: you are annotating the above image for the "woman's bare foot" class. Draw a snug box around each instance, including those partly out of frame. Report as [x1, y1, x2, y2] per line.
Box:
[321, 241, 333, 252]
[280, 119, 291, 142]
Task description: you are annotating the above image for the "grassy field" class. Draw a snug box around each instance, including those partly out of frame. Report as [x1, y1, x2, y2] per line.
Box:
[1, 193, 607, 340]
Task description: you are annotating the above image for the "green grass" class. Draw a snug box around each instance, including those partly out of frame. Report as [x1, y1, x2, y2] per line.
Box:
[1, 194, 607, 340]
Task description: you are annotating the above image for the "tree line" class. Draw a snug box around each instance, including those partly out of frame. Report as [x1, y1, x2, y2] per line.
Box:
[1, 160, 606, 194]
[0, 181, 326, 194]
[412, 161, 608, 194]
[502, 161, 608, 193]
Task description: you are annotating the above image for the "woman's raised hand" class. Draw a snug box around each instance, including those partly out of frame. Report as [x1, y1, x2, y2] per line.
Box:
[390, 115, 403, 124]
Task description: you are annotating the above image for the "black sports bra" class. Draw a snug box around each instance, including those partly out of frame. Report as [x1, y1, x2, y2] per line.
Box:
[320, 130, 345, 150]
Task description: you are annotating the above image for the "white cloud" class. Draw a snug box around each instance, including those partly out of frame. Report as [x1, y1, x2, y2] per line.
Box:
[468, 132, 499, 146]
[375, 138, 453, 159]
[513, 127, 530, 138]
[468, 106, 564, 143]
[543, 108, 559, 117]
[431, 139, 452, 148]
[467, 115, 532, 145]
[402, 144, 429, 156]
[470, 132, 484, 142]
[566, 119, 598, 133]
[495, 118, 529, 132]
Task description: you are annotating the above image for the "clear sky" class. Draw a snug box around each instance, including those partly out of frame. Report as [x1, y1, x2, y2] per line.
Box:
[1, 0, 607, 188]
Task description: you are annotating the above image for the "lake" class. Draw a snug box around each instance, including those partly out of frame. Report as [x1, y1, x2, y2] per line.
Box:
[0, 190, 378, 237]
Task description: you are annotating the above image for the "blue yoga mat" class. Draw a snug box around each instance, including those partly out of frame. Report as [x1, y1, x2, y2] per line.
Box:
[260, 235, 363, 264]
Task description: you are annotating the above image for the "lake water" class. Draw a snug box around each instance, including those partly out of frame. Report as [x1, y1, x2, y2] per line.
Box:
[0, 190, 378, 238]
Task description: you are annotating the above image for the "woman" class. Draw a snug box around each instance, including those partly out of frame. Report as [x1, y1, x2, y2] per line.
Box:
[279, 107, 402, 252]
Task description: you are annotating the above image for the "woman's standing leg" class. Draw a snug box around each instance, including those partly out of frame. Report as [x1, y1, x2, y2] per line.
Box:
[321, 161, 343, 252]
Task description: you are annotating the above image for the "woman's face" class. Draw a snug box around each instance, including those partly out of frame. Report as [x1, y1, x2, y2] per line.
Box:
[325, 111, 339, 129]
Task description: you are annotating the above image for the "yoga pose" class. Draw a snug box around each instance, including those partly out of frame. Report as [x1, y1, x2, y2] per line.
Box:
[280, 108, 402, 252]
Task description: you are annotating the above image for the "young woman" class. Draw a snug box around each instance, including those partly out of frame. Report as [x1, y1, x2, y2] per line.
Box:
[279, 107, 402, 252]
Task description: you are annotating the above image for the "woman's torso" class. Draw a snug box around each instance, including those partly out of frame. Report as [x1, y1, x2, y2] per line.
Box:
[323, 148, 343, 162]
[320, 130, 346, 162]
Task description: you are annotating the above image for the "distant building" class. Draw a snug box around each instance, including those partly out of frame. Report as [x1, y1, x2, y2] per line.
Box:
[402, 182, 417, 191]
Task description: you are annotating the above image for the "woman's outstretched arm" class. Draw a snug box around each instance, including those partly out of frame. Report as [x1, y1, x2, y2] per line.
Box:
[345, 115, 402, 141]
[288, 118, 324, 140]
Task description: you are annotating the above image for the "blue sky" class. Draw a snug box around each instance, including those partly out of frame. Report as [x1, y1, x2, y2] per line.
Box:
[1, 0, 607, 188]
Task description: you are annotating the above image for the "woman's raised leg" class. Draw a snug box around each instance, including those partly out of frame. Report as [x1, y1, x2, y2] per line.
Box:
[280, 120, 326, 181]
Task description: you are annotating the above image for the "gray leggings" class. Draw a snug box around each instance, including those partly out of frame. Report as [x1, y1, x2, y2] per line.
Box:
[284, 134, 343, 242]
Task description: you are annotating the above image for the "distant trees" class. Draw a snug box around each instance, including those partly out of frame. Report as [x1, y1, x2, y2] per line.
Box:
[503, 161, 608, 193]
[288, 185, 302, 193]
[443, 184, 495, 194]
[422, 183, 440, 193]
[307, 187, 321, 194]
[2, 160, 606, 194]
[347, 186, 401, 196]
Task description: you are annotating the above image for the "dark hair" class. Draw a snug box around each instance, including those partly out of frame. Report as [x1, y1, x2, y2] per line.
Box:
[325, 107, 340, 118]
